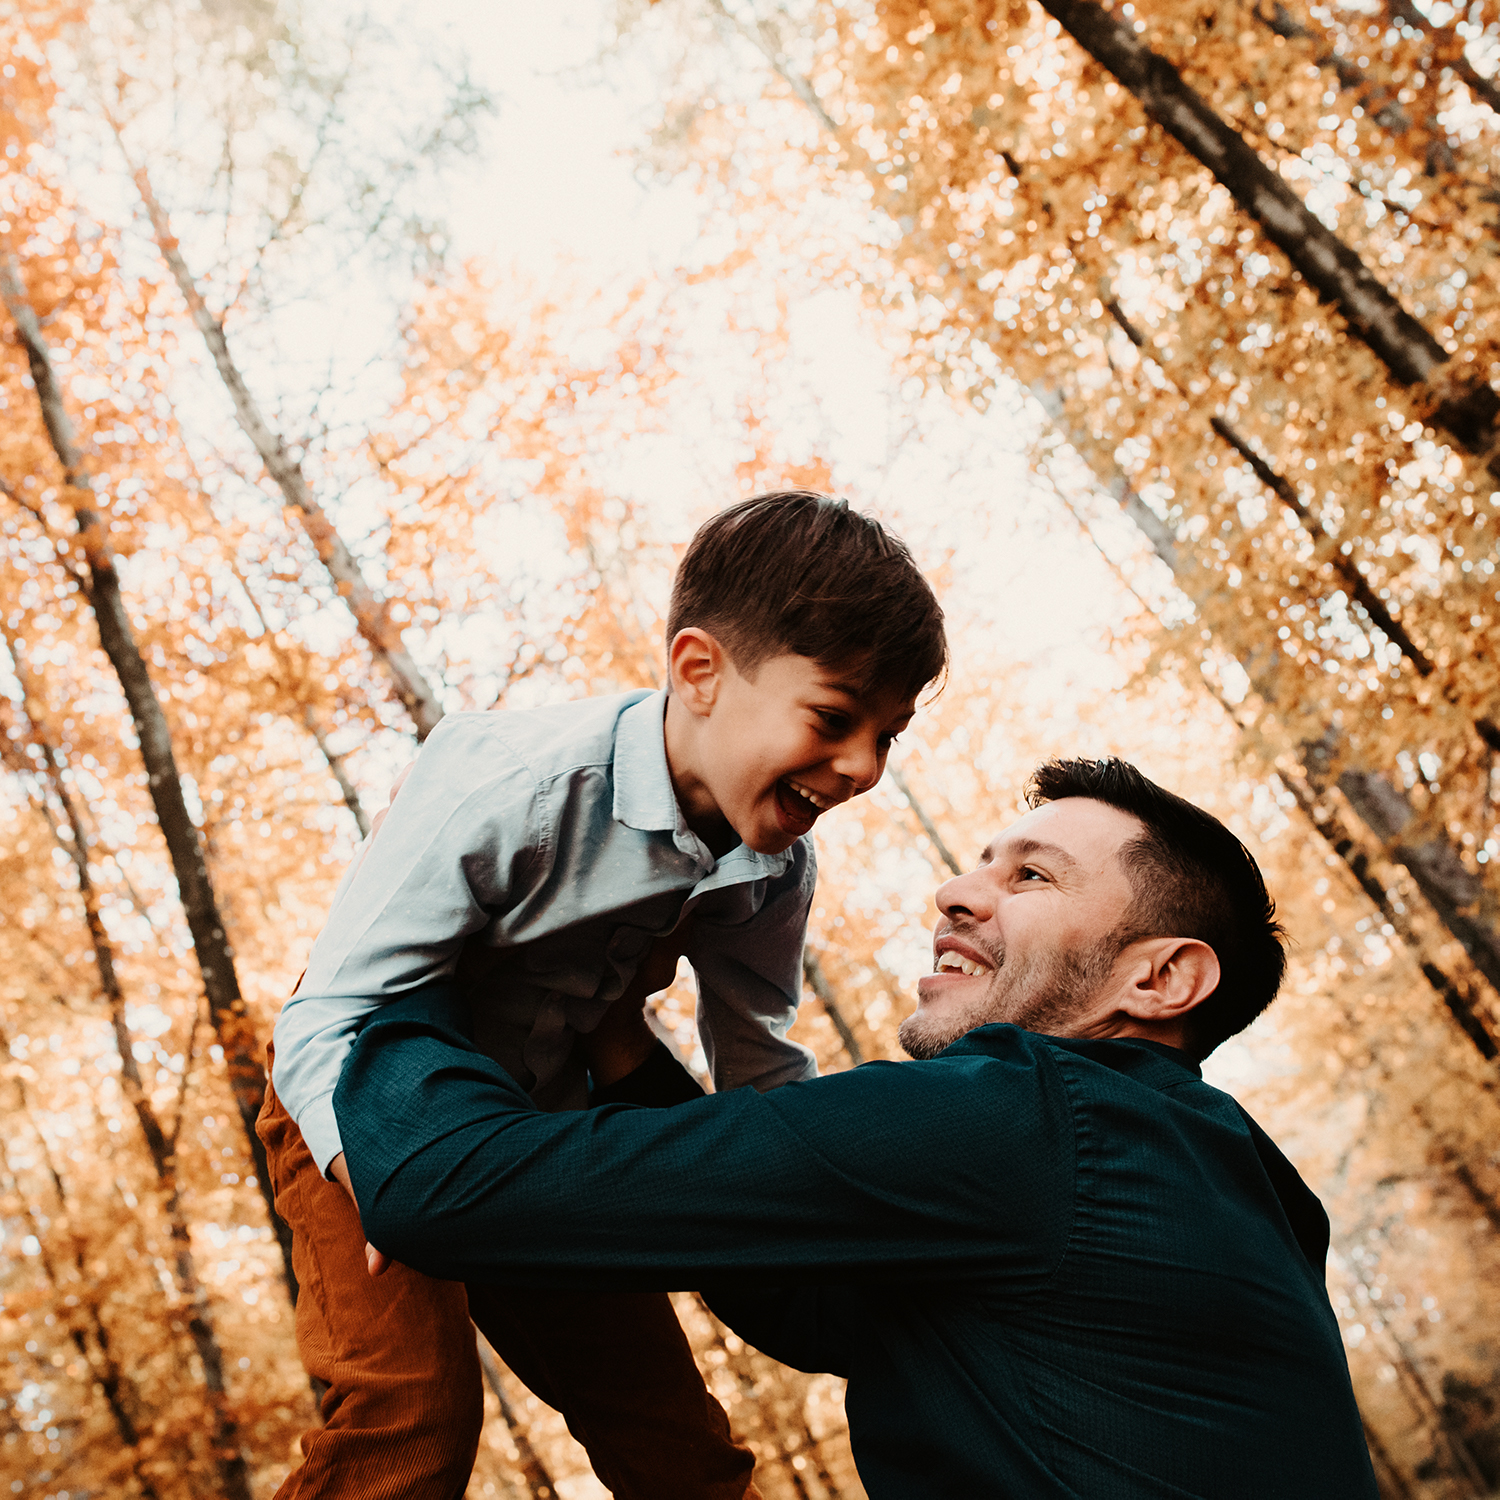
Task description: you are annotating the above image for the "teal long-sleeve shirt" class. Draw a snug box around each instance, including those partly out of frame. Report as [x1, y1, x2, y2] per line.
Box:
[335, 987, 1378, 1499]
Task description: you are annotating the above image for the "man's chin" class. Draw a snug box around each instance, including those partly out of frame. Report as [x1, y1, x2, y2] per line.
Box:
[899, 1003, 980, 1060]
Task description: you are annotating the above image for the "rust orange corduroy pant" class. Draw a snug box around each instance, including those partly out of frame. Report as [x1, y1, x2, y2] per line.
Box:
[258, 1064, 760, 1500]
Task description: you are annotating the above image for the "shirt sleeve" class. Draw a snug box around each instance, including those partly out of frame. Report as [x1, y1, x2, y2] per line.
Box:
[688, 837, 819, 1094]
[336, 985, 1075, 1290]
[272, 718, 542, 1174]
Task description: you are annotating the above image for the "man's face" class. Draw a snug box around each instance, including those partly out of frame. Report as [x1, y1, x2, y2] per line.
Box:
[698, 652, 915, 856]
[899, 798, 1143, 1059]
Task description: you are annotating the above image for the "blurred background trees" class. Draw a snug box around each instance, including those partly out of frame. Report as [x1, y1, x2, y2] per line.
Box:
[3, 0, 1499, 1493]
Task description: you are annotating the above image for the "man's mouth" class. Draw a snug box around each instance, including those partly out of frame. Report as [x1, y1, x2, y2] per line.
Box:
[933, 950, 993, 977]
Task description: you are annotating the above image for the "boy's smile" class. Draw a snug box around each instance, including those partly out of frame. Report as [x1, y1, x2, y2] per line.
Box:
[665, 635, 917, 857]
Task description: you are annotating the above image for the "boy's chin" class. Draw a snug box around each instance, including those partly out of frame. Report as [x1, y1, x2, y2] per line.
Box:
[739, 825, 801, 856]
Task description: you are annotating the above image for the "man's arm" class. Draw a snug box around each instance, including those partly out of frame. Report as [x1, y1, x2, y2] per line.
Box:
[335, 986, 1073, 1291]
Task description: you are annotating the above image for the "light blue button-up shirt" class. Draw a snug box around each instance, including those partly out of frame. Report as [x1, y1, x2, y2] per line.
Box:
[272, 689, 819, 1174]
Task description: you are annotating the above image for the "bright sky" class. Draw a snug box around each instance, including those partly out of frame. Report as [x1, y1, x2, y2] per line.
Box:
[407, 0, 1146, 691]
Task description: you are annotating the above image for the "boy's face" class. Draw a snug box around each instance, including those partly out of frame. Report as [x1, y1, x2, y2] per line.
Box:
[670, 642, 916, 856]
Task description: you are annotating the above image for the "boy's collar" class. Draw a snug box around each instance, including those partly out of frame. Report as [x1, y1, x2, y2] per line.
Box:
[612, 690, 793, 876]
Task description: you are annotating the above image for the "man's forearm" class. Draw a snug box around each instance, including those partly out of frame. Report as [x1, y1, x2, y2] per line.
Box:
[333, 985, 1029, 1290]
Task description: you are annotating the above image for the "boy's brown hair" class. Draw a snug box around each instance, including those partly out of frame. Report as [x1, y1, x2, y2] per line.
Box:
[666, 491, 948, 701]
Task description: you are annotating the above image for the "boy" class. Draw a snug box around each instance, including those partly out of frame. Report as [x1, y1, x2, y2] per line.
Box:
[257, 491, 948, 1498]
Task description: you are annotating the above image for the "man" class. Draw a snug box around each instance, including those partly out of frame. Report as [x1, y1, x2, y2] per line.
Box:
[334, 758, 1379, 1498]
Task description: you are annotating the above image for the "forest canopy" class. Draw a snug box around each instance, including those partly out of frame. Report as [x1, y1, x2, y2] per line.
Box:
[3, 0, 1500, 1494]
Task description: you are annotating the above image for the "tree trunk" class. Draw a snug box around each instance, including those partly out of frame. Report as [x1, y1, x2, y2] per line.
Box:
[1036, 0, 1500, 461]
[0, 1084, 160, 1498]
[0, 253, 297, 1300]
[2, 677, 256, 1500]
[114, 148, 446, 741]
[1030, 378, 1500, 1055]
[803, 950, 865, 1066]
[475, 1336, 560, 1500]
[887, 765, 964, 878]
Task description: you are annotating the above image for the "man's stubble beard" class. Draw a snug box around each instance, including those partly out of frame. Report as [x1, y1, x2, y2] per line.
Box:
[898, 927, 1123, 1061]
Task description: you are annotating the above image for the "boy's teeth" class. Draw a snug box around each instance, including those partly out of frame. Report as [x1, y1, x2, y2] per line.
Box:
[786, 779, 833, 811]
[935, 952, 990, 977]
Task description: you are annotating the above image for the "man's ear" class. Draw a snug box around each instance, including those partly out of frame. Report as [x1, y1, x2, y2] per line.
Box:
[1117, 938, 1221, 1024]
[668, 628, 727, 718]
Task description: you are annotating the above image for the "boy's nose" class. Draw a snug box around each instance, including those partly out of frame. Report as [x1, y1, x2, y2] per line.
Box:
[833, 734, 882, 792]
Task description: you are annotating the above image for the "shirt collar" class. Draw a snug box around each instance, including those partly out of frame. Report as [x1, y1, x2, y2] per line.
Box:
[612, 689, 794, 878]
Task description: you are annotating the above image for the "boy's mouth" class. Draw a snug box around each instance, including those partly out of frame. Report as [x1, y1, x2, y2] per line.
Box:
[774, 777, 831, 835]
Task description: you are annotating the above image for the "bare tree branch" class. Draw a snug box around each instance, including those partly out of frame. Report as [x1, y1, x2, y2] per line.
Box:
[107, 134, 447, 740]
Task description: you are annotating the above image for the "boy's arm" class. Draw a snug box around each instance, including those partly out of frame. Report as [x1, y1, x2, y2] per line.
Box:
[688, 838, 820, 1095]
[274, 717, 542, 1176]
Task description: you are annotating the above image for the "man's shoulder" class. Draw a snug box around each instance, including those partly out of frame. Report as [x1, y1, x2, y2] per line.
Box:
[428, 691, 655, 778]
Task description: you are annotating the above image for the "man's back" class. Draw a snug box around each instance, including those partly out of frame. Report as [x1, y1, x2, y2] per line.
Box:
[714, 1033, 1367, 1497]
[341, 997, 1378, 1500]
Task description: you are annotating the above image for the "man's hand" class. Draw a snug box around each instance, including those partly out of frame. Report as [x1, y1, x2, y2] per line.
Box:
[581, 918, 695, 1089]
[327, 1151, 391, 1277]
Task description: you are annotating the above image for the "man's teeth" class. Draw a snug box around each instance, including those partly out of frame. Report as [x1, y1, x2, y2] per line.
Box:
[786, 779, 834, 811]
[935, 951, 990, 976]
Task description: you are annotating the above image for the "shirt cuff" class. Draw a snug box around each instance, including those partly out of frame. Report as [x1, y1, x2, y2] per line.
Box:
[297, 1092, 345, 1178]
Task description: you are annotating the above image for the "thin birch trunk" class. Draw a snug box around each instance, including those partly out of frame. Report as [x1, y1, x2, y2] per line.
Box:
[887, 765, 964, 878]
[0, 1090, 160, 1498]
[111, 143, 446, 740]
[475, 1336, 560, 1500]
[0, 252, 296, 1299]
[1036, 0, 1500, 461]
[3, 683, 255, 1500]
[1032, 378, 1500, 1040]
[1100, 297, 1437, 678]
[803, 950, 865, 1067]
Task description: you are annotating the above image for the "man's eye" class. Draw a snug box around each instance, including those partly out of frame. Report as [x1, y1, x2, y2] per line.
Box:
[1018, 867, 1046, 882]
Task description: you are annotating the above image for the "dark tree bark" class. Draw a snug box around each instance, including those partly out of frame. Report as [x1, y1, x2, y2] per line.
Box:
[887, 765, 964, 878]
[117, 149, 446, 741]
[1, 252, 297, 1300]
[1031, 379, 1500, 1057]
[475, 1336, 560, 1500]
[1037, 0, 1500, 472]
[803, 950, 865, 1066]
[1, 670, 256, 1500]
[1037, 0, 1446, 385]
[0, 1077, 160, 1499]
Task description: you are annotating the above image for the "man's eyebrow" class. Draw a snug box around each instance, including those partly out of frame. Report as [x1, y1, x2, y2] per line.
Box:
[984, 836, 1081, 872]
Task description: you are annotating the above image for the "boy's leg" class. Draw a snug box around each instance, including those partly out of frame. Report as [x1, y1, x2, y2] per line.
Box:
[257, 1065, 484, 1499]
[467, 1284, 760, 1500]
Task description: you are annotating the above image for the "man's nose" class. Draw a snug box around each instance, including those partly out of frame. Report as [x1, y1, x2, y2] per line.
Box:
[935, 867, 994, 923]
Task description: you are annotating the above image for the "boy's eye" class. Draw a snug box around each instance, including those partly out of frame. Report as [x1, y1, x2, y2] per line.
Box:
[815, 710, 850, 733]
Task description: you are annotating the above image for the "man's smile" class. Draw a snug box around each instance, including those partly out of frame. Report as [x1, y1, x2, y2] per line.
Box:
[930, 932, 995, 978]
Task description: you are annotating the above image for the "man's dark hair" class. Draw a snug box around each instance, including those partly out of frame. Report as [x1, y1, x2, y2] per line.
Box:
[1027, 757, 1287, 1059]
[666, 491, 948, 702]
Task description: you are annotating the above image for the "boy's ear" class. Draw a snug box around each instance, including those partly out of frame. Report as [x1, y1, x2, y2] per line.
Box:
[669, 628, 727, 717]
